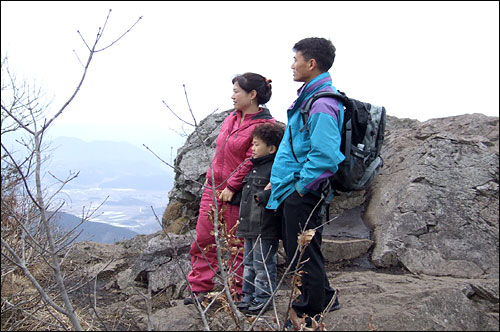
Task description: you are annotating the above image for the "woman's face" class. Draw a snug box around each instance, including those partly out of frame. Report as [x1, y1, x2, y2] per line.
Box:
[231, 81, 253, 111]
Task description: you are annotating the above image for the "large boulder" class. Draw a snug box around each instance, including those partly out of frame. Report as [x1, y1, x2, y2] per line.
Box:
[162, 111, 499, 278]
[163, 111, 499, 276]
[162, 110, 231, 232]
[366, 114, 499, 278]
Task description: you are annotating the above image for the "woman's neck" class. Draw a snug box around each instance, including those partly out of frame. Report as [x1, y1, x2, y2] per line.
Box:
[240, 104, 260, 123]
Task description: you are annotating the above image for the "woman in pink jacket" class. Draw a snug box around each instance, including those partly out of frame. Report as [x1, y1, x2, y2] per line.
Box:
[185, 73, 276, 304]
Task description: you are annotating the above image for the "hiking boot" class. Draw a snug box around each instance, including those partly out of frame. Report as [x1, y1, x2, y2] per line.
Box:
[304, 316, 321, 331]
[245, 300, 273, 314]
[183, 291, 208, 305]
[327, 290, 341, 312]
[236, 300, 251, 309]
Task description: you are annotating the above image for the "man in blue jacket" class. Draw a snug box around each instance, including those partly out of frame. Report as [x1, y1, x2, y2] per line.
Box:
[266, 37, 344, 325]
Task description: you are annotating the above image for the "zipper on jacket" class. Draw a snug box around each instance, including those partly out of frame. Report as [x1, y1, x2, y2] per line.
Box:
[288, 125, 299, 163]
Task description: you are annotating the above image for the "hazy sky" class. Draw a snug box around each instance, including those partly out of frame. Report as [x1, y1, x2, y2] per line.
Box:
[1, 1, 499, 154]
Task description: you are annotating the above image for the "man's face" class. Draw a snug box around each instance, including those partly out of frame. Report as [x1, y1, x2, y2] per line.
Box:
[291, 51, 311, 83]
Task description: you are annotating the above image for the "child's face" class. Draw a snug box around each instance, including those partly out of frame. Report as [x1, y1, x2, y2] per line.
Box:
[251, 137, 275, 159]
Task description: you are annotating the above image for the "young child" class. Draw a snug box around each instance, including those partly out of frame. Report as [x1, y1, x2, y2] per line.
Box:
[235, 122, 284, 314]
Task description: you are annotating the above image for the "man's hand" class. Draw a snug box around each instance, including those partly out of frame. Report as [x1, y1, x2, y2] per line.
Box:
[264, 182, 271, 191]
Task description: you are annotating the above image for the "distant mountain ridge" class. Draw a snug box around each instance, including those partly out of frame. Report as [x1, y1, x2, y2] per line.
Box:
[46, 136, 174, 190]
[54, 211, 138, 244]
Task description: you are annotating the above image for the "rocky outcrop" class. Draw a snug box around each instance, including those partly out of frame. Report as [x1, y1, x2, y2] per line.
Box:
[162, 110, 231, 233]
[367, 114, 499, 278]
[325, 270, 499, 331]
[65, 111, 498, 331]
[163, 112, 499, 278]
[66, 229, 499, 331]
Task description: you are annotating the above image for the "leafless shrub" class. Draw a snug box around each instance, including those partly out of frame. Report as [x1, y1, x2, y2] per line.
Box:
[1, 10, 141, 331]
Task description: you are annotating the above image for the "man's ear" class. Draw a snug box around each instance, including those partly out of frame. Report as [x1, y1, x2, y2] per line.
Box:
[308, 58, 317, 71]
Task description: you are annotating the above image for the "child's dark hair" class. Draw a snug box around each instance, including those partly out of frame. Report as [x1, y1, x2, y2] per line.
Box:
[252, 123, 284, 150]
[232, 72, 272, 105]
[293, 37, 336, 72]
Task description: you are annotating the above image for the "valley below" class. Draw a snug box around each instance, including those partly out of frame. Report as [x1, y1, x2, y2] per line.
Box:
[59, 187, 167, 235]
[39, 136, 176, 238]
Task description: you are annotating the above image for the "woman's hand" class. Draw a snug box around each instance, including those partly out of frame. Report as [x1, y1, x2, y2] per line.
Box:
[218, 188, 235, 202]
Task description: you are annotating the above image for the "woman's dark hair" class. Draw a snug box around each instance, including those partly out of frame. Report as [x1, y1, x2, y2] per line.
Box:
[293, 37, 336, 72]
[252, 123, 284, 149]
[232, 72, 272, 105]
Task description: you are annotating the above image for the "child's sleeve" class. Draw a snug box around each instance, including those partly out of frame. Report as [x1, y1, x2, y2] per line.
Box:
[254, 189, 272, 207]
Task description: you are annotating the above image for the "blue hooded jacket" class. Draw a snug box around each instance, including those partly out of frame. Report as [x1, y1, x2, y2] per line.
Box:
[266, 72, 345, 210]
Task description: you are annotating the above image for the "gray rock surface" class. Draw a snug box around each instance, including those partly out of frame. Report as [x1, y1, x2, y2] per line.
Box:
[366, 114, 499, 278]
[325, 270, 499, 331]
[64, 112, 498, 331]
[66, 231, 499, 331]
[163, 110, 231, 231]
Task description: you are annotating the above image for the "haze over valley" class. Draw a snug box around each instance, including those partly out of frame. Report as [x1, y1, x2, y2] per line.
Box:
[44, 136, 175, 235]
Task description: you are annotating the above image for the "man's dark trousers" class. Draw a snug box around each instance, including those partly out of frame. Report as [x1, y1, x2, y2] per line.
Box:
[280, 191, 335, 317]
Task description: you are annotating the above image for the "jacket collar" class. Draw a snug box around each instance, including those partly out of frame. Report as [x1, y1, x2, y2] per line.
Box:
[250, 107, 273, 120]
[289, 72, 334, 112]
[232, 107, 273, 121]
[250, 152, 275, 166]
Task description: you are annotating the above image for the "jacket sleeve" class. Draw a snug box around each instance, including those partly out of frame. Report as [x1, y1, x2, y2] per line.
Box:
[226, 143, 253, 193]
[295, 101, 345, 195]
[255, 189, 271, 207]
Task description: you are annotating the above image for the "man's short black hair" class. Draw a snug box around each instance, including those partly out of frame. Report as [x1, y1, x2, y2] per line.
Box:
[293, 37, 336, 72]
[252, 123, 284, 151]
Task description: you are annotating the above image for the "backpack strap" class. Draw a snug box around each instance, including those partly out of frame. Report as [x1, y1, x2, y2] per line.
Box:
[299, 91, 347, 132]
[299, 91, 351, 164]
[298, 91, 349, 222]
[319, 177, 333, 222]
[344, 117, 352, 163]
[356, 156, 382, 190]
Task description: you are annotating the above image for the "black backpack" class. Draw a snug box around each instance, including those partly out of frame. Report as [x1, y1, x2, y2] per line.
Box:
[299, 90, 386, 215]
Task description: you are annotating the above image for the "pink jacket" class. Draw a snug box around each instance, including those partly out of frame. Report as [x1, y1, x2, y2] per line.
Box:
[206, 108, 275, 193]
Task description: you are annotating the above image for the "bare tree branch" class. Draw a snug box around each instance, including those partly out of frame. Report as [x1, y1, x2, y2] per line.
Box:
[1, 10, 141, 331]
[1, 238, 67, 315]
[96, 13, 143, 52]
[162, 100, 195, 127]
